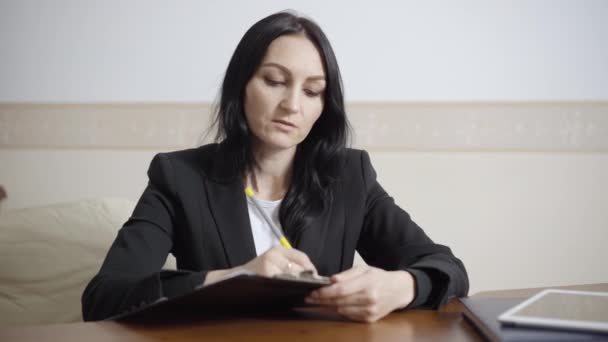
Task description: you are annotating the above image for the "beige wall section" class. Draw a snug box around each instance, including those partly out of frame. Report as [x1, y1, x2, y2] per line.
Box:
[372, 152, 608, 293]
[1, 102, 608, 151]
[1, 103, 607, 294]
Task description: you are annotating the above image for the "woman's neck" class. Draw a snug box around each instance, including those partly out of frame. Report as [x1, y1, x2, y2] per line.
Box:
[246, 145, 295, 201]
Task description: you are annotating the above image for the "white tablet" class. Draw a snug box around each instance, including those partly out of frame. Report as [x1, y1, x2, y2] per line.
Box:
[498, 289, 608, 334]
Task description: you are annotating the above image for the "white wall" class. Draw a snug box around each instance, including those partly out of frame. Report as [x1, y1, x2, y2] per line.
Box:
[1, 0, 608, 102]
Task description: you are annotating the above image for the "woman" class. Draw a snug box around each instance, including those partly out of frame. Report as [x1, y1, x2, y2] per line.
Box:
[82, 11, 468, 323]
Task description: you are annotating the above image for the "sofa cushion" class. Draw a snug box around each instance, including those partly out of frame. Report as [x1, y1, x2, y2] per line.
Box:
[0, 198, 176, 326]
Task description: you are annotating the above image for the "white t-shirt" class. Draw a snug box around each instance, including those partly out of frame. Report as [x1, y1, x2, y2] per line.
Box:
[246, 196, 282, 256]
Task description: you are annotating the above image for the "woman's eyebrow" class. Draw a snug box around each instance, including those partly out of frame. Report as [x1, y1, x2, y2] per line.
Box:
[261, 62, 325, 81]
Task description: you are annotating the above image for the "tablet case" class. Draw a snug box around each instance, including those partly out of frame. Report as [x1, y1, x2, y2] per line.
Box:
[108, 270, 331, 322]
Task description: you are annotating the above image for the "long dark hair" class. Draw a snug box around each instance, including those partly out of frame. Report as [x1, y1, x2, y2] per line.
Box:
[211, 11, 350, 239]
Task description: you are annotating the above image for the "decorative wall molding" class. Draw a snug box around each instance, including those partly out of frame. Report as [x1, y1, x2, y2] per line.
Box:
[1, 102, 607, 151]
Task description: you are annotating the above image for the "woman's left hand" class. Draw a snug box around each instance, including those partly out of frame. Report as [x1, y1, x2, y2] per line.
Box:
[304, 265, 416, 322]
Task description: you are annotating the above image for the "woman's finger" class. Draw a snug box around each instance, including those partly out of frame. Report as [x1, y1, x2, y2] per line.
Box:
[257, 258, 285, 277]
[311, 272, 371, 299]
[335, 305, 383, 323]
[280, 247, 317, 273]
[306, 289, 374, 306]
[261, 246, 316, 275]
[330, 265, 369, 283]
[280, 259, 307, 275]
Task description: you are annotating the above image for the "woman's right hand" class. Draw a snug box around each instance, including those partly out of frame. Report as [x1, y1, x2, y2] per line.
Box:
[203, 246, 316, 285]
[239, 246, 317, 277]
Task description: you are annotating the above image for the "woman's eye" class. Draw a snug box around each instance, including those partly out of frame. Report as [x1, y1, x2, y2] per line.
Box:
[264, 77, 284, 86]
[304, 89, 322, 98]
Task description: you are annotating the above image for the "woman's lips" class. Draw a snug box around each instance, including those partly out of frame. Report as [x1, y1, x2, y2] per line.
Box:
[273, 119, 297, 129]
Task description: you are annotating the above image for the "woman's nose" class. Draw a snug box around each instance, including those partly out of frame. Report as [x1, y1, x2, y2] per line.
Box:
[280, 88, 300, 114]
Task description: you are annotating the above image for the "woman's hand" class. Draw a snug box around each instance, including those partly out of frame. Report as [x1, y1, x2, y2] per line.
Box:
[203, 246, 316, 285]
[238, 246, 317, 276]
[304, 265, 415, 323]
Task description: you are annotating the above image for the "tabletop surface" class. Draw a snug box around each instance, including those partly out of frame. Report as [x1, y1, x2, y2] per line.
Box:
[1, 283, 606, 342]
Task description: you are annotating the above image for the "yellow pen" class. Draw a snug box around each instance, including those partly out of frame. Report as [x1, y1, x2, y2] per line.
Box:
[244, 187, 292, 248]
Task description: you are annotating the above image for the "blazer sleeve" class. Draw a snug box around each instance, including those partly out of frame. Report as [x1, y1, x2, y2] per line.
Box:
[355, 150, 469, 309]
[81, 153, 206, 321]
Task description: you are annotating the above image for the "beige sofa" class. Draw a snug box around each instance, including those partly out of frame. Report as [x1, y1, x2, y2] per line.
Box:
[0, 198, 176, 326]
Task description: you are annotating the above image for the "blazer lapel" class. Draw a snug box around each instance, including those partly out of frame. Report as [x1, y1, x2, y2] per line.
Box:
[203, 176, 257, 268]
[198, 143, 345, 273]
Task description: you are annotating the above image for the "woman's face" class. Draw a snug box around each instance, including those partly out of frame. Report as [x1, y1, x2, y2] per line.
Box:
[244, 34, 326, 153]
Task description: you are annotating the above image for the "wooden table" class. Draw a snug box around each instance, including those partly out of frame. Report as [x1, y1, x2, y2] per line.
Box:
[1, 283, 606, 341]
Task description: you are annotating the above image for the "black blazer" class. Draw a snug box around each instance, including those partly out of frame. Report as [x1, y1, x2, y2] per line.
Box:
[82, 144, 469, 321]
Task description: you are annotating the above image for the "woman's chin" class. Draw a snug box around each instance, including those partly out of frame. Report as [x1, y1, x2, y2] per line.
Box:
[257, 137, 300, 152]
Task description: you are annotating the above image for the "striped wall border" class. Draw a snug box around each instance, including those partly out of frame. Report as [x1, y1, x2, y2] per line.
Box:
[1, 102, 607, 152]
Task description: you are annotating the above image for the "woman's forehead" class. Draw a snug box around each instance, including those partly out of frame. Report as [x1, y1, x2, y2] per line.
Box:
[261, 34, 326, 79]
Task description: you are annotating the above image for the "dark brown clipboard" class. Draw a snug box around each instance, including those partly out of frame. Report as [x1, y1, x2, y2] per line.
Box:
[109, 270, 331, 322]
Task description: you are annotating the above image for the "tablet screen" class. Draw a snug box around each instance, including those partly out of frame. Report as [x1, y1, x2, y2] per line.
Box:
[513, 291, 608, 323]
[499, 289, 608, 334]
